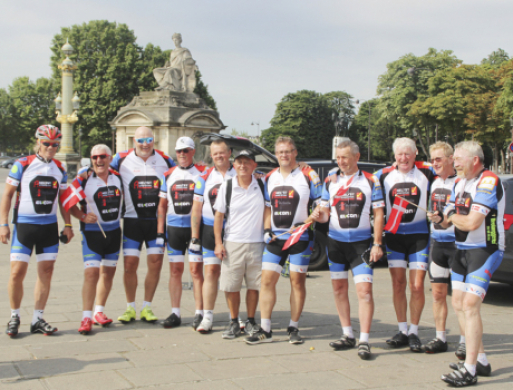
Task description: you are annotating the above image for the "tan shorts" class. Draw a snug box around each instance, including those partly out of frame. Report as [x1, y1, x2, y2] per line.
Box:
[220, 241, 264, 292]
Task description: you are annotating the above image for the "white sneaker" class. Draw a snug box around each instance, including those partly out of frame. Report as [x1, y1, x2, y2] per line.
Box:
[197, 318, 213, 334]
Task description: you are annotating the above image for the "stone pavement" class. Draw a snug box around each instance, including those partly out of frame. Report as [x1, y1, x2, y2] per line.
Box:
[0, 169, 512, 389]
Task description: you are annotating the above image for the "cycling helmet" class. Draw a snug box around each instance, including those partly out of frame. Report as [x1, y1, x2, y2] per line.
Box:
[35, 125, 62, 141]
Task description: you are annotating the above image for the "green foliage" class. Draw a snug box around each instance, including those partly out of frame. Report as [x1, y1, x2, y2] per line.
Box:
[230, 128, 250, 137]
[194, 70, 217, 111]
[481, 49, 510, 68]
[0, 77, 56, 154]
[261, 90, 336, 158]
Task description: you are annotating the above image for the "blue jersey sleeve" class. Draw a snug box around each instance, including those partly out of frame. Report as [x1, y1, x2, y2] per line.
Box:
[308, 169, 321, 200]
[474, 175, 499, 210]
[8, 161, 24, 182]
[110, 153, 121, 171]
[371, 175, 384, 203]
[321, 181, 329, 201]
[194, 176, 206, 196]
[160, 175, 167, 193]
[264, 178, 271, 205]
[166, 156, 176, 168]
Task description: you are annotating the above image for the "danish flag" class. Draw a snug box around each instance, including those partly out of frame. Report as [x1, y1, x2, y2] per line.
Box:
[332, 176, 355, 207]
[384, 196, 409, 234]
[283, 223, 312, 250]
[60, 179, 86, 212]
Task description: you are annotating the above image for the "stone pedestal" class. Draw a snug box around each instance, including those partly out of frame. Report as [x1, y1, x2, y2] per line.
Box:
[110, 90, 225, 163]
[55, 152, 81, 179]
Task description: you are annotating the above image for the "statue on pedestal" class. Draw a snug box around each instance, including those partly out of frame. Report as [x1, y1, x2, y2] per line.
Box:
[153, 33, 197, 92]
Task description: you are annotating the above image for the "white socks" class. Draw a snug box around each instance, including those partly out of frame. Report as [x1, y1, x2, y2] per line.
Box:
[477, 353, 489, 366]
[195, 310, 204, 316]
[94, 305, 104, 316]
[408, 324, 418, 336]
[11, 309, 20, 318]
[359, 332, 370, 343]
[436, 331, 446, 342]
[32, 310, 44, 325]
[464, 363, 476, 376]
[83, 311, 92, 320]
[128, 302, 136, 310]
[142, 301, 151, 309]
[460, 335, 466, 344]
[289, 320, 299, 329]
[342, 326, 354, 338]
[204, 310, 214, 322]
[172, 307, 181, 317]
[398, 322, 408, 334]
[261, 318, 271, 333]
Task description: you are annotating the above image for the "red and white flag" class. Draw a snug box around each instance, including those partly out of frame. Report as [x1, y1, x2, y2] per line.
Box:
[384, 196, 409, 234]
[332, 175, 355, 207]
[283, 223, 312, 250]
[60, 179, 86, 212]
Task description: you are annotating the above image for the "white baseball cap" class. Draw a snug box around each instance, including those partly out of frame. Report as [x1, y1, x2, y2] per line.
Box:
[175, 137, 195, 150]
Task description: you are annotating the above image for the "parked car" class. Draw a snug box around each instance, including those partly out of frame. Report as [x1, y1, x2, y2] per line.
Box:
[0, 155, 28, 169]
[198, 133, 386, 270]
[495, 176, 513, 285]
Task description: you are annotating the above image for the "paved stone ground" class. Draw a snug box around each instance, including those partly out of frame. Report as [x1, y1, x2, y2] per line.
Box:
[0, 169, 512, 389]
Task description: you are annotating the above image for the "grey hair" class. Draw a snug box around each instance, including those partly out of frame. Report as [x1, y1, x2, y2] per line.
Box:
[454, 141, 484, 163]
[337, 139, 359, 155]
[393, 137, 417, 154]
[91, 144, 112, 157]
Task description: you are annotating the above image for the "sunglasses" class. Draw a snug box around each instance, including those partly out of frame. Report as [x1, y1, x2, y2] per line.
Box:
[430, 157, 444, 164]
[135, 137, 154, 144]
[91, 154, 110, 160]
[42, 142, 59, 147]
[176, 149, 190, 154]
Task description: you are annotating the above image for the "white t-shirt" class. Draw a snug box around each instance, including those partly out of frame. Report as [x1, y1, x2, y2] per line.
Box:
[214, 176, 265, 243]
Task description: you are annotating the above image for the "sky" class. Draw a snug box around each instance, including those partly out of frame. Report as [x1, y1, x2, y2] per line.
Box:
[1, 0, 513, 136]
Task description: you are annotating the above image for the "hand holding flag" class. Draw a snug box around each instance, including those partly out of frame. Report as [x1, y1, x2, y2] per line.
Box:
[60, 179, 86, 212]
[282, 223, 312, 250]
[384, 196, 409, 234]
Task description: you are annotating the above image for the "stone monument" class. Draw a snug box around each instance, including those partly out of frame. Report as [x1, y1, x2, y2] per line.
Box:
[110, 33, 225, 161]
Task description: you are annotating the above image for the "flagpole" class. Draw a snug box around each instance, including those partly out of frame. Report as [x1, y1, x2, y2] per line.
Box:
[83, 198, 107, 238]
[395, 195, 428, 213]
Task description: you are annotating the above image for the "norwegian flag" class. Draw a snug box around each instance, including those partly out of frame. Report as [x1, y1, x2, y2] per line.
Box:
[283, 223, 312, 250]
[384, 196, 409, 234]
[60, 179, 86, 212]
[332, 175, 355, 207]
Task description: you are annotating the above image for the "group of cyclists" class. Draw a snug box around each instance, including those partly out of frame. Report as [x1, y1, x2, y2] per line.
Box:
[0, 124, 505, 387]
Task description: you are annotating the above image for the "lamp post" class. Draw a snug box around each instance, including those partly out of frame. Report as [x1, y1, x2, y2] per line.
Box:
[356, 99, 372, 161]
[251, 121, 260, 137]
[78, 128, 83, 158]
[111, 125, 117, 154]
[55, 39, 80, 176]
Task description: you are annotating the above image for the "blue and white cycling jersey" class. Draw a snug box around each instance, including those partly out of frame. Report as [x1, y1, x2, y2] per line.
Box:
[7, 155, 68, 224]
[447, 170, 505, 251]
[320, 169, 384, 242]
[375, 162, 435, 235]
[193, 166, 236, 226]
[430, 174, 457, 242]
[159, 164, 205, 227]
[264, 167, 321, 241]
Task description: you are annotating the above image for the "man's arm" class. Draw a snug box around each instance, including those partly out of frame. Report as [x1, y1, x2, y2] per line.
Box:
[370, 207, 384, 262]
[0, 184, 17, 244]
[449, 211, 486, 232]
[157, 198, 168, 234]
[213, 210, 226, 260]
[264, 206, 272, 230]
[191, 200, 203, 239]
[59, 189, 74, 243]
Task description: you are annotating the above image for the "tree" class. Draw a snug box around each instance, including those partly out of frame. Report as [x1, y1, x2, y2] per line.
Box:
[229, 128, 250, 138]
[261, 90, 335, 158]
[49, 20, 217, 154]
[376, 48, 462, 158]
[481, 49, 510, 68]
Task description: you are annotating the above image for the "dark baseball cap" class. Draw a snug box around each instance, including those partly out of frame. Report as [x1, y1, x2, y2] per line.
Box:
[234, 149, 256, 161]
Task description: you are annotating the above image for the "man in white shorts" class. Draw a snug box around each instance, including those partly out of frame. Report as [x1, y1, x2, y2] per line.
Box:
[213, 150, 265, 339]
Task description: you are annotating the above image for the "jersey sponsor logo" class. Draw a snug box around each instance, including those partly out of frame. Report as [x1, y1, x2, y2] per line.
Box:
[271, 185, 300, 228]
[154, 180, 159, 188]
[195, 181, 202, 189]
[94, 185, 122, 222]
[170, 179, 195, 215]
[29, 175, 59, 214]
[11, 165, 18, 174]
[411, 186, 417, 196]
[6, 177, 19, 186]
[208, 184, 221, 215]
[471, 275, 487, 283]
[129, 176, 160, 218]
[478, 176, 496, 191]
[454, 192, 472, 243]
[335, 188, 366, 229]
[484, 269, 492, 279]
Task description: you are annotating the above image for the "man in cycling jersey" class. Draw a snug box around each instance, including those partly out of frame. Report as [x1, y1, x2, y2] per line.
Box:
[1, 125, 73, 337]
[435, 141, 503, 387]
[111, 126, 175, 324]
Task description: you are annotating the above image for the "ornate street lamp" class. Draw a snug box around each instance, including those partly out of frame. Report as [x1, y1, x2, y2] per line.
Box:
[111, 125, 117, 154]
[54, 39, 81, 175]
